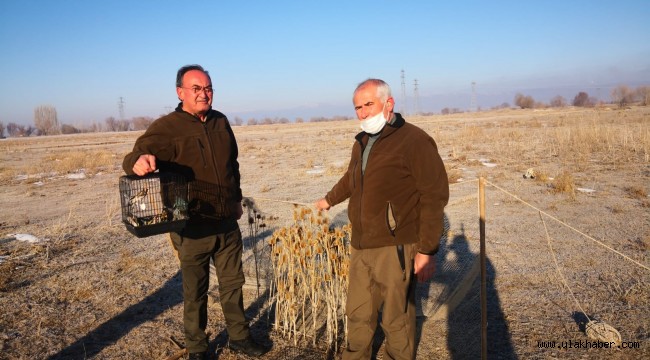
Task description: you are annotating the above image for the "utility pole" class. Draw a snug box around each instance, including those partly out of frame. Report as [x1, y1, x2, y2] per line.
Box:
[400, 69, 407, 116]
[118, 97, 126, 120]
[413, 79, 420, 115]
[470, 82, 477, 112]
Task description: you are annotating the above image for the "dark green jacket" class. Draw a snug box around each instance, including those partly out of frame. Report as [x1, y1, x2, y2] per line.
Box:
[122, 104, 241, 236]
[325, 113, 449, 254]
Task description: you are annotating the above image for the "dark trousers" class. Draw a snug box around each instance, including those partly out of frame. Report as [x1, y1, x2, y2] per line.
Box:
[344, 244, 417, 360]
[170, 227, 249, 353]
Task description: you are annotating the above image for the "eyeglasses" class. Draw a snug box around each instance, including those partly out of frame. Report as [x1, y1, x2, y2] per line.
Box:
[181, 86, 214, 94]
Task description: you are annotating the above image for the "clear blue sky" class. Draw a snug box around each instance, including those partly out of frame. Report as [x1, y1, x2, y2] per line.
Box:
[1, 0, 648, 126]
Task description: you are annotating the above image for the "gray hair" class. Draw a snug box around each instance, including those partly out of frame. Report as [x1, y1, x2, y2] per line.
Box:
[354, 78, 392, 102]
[176, 64, 211, 87]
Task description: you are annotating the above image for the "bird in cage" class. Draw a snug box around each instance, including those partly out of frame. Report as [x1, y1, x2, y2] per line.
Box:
[142, 211, 169, 225]
[126, 214, 140, 227]
[129, 188, 149, 210]
[173, 198, 188, 221]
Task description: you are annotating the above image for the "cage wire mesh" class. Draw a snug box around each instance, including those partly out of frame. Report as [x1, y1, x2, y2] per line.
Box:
[187, 179, 238, 220]
[119, 173, 188, 237]
[206, 179, 649, 359]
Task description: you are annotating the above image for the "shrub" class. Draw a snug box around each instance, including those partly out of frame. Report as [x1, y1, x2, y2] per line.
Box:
[514, 93, 535, 109]
[550, 171, 576, 200]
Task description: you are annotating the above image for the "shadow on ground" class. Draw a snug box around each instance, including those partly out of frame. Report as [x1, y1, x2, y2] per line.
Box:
[46, 271, 184, 360]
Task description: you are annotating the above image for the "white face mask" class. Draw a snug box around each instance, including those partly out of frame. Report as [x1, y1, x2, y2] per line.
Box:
[359, 103, 387, 134]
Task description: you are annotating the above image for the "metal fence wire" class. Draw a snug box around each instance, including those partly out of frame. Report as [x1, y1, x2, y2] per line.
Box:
[207, 179, 648, 359]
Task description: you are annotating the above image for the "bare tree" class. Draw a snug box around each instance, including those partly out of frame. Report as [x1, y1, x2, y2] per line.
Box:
[131, 116, 154, 130]
[611, 85, 634, 108]
[231, 116, 243, 126]
[61, 124, 80, 134]
[247, 118, 258, 126]
[572, 92, 594, 107]
[0, 121, 5, 138]
[6, 122, 34, 137]
[492, 102, 511, 110]
[34, 105, 60, 135]
[635, 86, 650, 106]
[550, 95, 567, 108]
[6, 122, 21, 137]
[117, 119, 131, 131]
[310, 116, 330, 122]
[514, 93, 535, 109]
[105, 117, 118, 131]
[81, 121, 102, 133]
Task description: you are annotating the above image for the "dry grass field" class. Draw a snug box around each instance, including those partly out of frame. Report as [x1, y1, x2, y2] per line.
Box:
[0, 106, 648, 359]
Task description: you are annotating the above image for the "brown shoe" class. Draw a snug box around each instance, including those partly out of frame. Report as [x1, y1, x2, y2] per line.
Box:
[228, 337, 270, 357]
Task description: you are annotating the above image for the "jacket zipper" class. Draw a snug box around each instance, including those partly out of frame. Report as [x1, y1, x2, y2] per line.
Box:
[357, 134, 383, 249]
[357, 140, 364, 249]
[202, 122, 222, 186]
[196, 138, 207, 167]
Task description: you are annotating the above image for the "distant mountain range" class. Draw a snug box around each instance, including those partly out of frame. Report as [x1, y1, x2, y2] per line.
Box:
[227, 81, 649, 121]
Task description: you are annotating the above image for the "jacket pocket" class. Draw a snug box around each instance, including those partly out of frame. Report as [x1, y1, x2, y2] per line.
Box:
[386, 201, 397, 236]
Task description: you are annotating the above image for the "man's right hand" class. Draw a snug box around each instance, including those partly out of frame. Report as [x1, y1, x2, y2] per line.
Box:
[133, 154, 157, 176]
[314, 198, 331, 211]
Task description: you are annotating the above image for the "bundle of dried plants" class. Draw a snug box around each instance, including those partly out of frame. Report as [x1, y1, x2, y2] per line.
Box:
[268, 206, 350, 351]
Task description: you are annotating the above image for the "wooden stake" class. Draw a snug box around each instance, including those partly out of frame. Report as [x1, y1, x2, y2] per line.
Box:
[479, 177, 487, 360]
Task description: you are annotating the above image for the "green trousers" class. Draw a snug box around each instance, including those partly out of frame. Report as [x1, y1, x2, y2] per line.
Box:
[170, 227, 249, 353]
[344, 244, 417, 360]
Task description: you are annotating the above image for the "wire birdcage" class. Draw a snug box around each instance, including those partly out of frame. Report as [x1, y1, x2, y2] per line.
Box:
[119, 173, 189, 238]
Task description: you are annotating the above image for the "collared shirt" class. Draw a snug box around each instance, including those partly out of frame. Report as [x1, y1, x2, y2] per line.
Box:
[362, 113, 396, 174]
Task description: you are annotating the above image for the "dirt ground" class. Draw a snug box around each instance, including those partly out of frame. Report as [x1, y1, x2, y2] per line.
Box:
[0, 106, 648, 359]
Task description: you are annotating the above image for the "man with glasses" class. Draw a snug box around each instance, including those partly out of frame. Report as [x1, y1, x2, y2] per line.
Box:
[123, 64, 269, 359]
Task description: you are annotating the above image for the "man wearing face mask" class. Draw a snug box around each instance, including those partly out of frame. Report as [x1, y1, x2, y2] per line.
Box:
[315, 78, 449, 360]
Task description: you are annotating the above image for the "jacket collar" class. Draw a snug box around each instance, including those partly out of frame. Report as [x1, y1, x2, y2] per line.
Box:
[174, 102, 216, 122]
[355, 112, 405, 144]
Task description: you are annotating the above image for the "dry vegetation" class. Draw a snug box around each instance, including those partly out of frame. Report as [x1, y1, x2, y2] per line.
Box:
[269, 207, 350, 353]
[0, 105, 648, 359]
